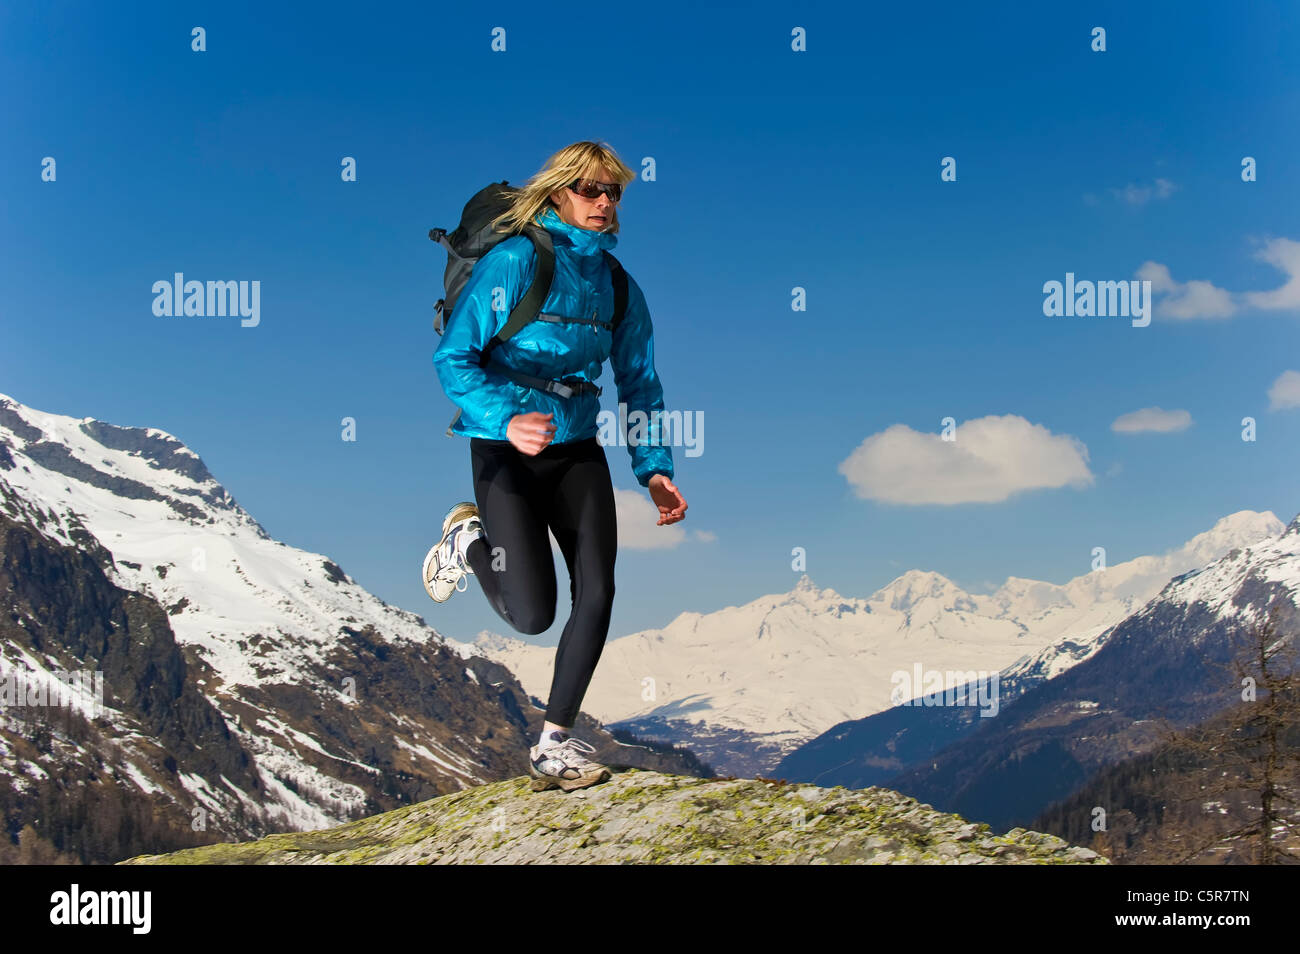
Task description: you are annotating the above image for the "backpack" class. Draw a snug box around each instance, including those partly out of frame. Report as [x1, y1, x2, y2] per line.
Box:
[430, 180, 629, 436]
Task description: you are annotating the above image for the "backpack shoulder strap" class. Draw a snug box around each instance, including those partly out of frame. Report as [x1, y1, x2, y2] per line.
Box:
[602, 250, 629, 334]
[478, 225, 555, 368]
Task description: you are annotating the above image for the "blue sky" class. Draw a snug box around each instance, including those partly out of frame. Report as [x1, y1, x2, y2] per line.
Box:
[3, 0, 1297, 646]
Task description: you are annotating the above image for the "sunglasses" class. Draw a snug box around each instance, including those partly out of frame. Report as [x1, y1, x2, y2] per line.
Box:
[568, 177, 623, 203]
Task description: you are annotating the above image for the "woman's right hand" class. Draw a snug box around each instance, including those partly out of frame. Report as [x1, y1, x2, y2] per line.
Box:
[507, 411, 556, 456]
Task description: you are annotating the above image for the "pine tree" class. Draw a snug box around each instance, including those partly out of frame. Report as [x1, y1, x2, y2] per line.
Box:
[1150, 600, 1300, 864]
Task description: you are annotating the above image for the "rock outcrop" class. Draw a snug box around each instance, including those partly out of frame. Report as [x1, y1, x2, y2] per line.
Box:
[0, 394, 706, 863]
[119, 769, 1107, 865]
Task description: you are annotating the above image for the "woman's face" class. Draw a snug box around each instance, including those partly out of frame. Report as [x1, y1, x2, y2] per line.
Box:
[550, 169, 619, 231]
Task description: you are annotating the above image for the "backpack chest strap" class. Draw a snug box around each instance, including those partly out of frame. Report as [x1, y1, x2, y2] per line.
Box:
[485, 355, 603, 400]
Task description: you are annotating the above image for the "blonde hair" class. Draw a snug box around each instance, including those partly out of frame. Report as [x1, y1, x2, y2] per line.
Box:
[489, 140, 636, 237]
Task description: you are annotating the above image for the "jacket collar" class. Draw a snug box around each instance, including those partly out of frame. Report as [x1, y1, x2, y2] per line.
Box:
[536, 205, 619, 256]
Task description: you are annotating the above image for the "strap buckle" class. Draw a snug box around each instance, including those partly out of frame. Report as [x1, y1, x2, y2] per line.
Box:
[550, 376, 602, 399]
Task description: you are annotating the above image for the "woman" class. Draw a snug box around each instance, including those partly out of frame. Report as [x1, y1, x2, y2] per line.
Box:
[425, 141, 688, 792]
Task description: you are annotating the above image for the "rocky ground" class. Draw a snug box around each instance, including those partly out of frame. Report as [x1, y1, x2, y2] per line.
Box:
[119, 769, 1108, 864]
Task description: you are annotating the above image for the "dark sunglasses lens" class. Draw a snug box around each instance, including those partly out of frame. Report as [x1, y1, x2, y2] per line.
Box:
[576, 179, 620, 202]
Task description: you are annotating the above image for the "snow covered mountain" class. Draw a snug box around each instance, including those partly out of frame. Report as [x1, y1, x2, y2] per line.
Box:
[474, 510, 1285, 776]
[883, 511, 1300, 831]
[775, 618, 1120, 790]
[0, 393, 469, 675]
[0, 393, 696, 858]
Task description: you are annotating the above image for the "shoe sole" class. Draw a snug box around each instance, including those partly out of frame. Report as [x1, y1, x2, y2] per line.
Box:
[422, 544, 456, 602]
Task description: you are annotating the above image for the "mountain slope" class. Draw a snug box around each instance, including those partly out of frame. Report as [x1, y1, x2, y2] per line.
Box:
[0, 393, 701, 860]
[0, 509, 266, 861]
[475, 511, 1284, 776]
[1029, 692, 1300, 865]
[774, 621, 1115, 788]
[883, 513, 1300, 832]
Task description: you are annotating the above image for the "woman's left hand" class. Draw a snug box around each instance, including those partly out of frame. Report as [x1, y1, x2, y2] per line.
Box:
[648, 475, 687, 526]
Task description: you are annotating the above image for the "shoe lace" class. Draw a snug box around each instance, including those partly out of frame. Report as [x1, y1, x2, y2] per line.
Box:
[551, 736, 600, 769]
[434, 563, 469, 593]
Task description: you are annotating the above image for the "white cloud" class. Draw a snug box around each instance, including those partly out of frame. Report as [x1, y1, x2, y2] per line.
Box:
[612, 486, 689, 549]
[1137, 236, 1300, 321]
[1111, 406, 1193, 433]
[1108, 177, 1178, 205]
[1136, 262, 1236, 319]
[1267, 369, 1300, 410]
[837, 414, 1094, 505]
[1242, 237, 1300, 311]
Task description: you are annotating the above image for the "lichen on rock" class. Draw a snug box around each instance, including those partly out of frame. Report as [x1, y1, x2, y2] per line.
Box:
[118, 770, 1107, 865]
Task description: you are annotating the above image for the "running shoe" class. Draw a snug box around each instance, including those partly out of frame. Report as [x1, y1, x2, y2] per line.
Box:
[528, 732, 612, 792]
[422, 501, 482, 603]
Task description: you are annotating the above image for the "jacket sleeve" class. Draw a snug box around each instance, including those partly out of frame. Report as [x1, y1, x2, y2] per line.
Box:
[433, 239, 531, 436]
[610, 274, 674, 488]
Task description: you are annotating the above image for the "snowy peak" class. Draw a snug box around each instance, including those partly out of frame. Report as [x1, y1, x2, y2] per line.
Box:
[0, 391, 529, 838]
[1152, 507, 1300, 620]
[472, 630, 532, 655]
[0, 392, 267, 540]
[0, 391, 477, 679]
[1039, 509, 1286, 613]
[1181, 510, 1287, 562]
[870, 569, 974, 613]
[788, 573, 846, 603]
[990, 575, 1070, 613]
[77, 418, 215, 485]
[473, 507, 1294, 776]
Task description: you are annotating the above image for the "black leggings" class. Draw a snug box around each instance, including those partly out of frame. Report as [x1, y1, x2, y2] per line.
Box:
[464, 436, 617, 728]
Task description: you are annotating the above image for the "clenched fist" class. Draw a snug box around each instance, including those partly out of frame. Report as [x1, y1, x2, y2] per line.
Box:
[507, 411, 556, 456]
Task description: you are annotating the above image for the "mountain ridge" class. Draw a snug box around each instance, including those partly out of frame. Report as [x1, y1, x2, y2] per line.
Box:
[475, 509, 1286, 775]
[878, 510, 1300, 830]
[0, 393, 702, 861]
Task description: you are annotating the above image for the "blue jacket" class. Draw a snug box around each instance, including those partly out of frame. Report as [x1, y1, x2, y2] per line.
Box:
[434, 205, 674, 489]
